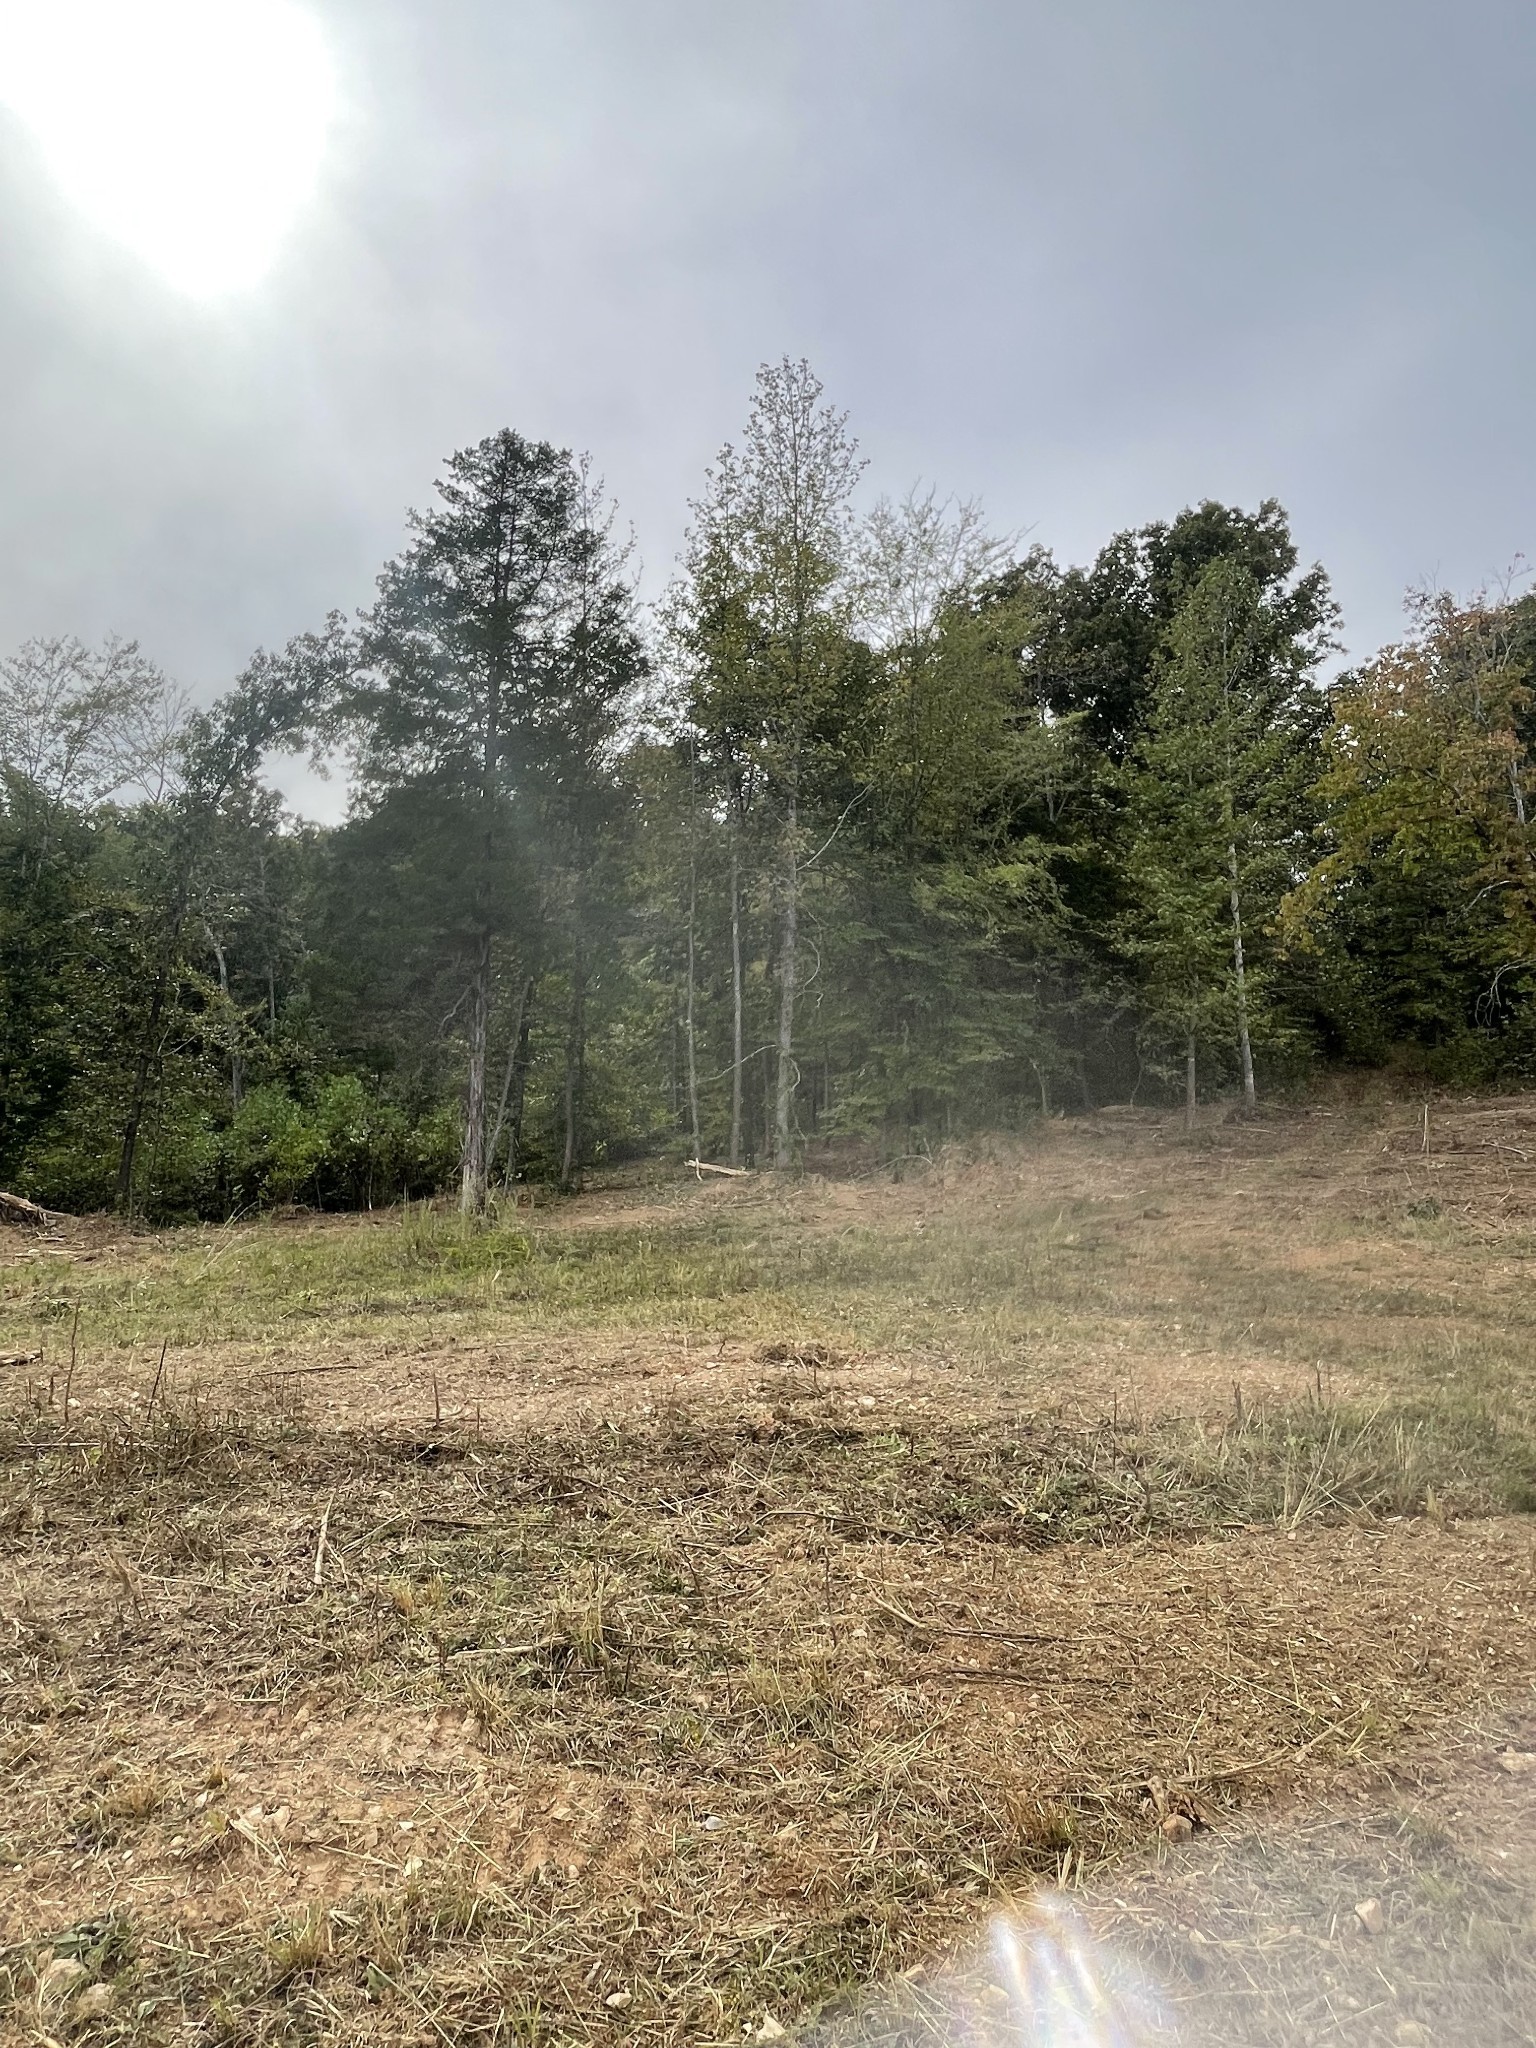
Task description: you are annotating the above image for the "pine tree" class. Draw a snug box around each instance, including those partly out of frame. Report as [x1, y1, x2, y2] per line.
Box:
[1119, 558, 1327, 1118]
[342, 431, 643, 1211]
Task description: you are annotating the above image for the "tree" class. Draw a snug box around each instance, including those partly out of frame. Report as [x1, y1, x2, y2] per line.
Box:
[0, 637, 181, 825]
[110, 642, 331, 1211]
[340, 430, 644, 1211]
[666, 443, 762, 1165]
[1286, 591, 1536, 1074]
[855, 486, 1013, 854]
[674, 361, 864, 1168]
[1027, 499, 1334, 757]
[1119, 557, 1329, 1117]
[0, 638, 185, 1181]
[835, 495, 1078, 1127]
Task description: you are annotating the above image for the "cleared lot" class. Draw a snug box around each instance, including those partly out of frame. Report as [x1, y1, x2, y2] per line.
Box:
[3, 1100, 1536, 2045]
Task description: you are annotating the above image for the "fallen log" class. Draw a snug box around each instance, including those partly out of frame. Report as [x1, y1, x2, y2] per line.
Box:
[686, 1161, 751, 1179]
[0, 1191, 61, 1228]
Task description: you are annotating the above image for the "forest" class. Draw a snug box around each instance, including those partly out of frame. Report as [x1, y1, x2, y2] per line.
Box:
[3, 357, 1534, 1220]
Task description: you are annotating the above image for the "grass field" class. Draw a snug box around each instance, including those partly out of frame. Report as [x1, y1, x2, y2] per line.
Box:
[4, 1098, 1536, 2046]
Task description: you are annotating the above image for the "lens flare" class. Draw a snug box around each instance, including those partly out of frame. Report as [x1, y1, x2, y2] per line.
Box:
[835, 1901, 1165, 2046]
[984, 1903, 1158, 2046]
[0, 0, 335, 295]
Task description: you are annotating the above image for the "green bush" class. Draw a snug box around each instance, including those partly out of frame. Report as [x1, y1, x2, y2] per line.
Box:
[218, 1079, 459, 1214]
[221, 1086, 327, 1208]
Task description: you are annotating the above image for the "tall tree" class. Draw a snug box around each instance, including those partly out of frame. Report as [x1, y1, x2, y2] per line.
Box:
[0, 636, 181, 875]
[341, 430, 643, 1211]
[0, 637, 184, 1180]
[855, 486, 1012, 855]
[1027, 498, 1334, 757]
[1119, 557, 1330, 1115]
[675, 360, 863, 1167]
[667, 444, 761, 1165]
[111, 642, 331, 1211]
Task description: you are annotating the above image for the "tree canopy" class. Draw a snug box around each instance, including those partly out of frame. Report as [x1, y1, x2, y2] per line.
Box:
[4, 362, 1525, 1219]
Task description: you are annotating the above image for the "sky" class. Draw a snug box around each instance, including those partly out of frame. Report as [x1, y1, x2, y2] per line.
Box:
[1, 0, 1532, 817]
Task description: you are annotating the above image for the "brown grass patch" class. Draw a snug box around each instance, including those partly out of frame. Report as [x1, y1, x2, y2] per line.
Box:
[2, 1383, 1535, 2042]
[4, 1100, 1536, 2041]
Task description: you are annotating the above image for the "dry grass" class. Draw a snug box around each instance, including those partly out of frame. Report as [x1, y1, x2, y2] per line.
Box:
[3, 1099, 1536, 2044]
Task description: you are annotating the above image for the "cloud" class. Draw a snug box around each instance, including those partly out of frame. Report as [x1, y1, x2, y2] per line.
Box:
[0, 0, 1531, 759]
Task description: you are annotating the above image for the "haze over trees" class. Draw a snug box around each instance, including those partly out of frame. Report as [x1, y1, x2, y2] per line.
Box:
[4, 359, 1535, 1218]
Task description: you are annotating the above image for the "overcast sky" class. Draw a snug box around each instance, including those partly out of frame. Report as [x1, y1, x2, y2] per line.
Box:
[1, 0, 1531, 815]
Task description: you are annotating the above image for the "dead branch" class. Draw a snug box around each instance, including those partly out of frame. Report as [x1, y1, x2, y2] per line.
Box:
[0, 1191, 65, 1227]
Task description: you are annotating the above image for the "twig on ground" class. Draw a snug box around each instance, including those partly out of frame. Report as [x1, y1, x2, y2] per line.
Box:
[313, 1496, 335, 1588]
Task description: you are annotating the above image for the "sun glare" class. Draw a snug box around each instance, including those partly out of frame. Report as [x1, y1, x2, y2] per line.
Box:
[0, 0, 335, 296]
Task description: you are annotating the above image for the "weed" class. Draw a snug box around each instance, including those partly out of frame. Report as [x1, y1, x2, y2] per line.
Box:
[103, 1771, 168, 1822]
[388, 1573, 448, 1621]
[743, 1655, 851, 1742]
[265, 1906, 331, 1987]
[459, 1669, 517, 1751]
[556, 1563, 620, 1667]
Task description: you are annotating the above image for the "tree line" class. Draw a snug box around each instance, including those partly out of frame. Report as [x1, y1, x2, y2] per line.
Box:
[5, 359, 1536, 1218]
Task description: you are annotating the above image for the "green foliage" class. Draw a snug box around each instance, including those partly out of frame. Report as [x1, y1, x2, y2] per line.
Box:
[336, 428, 648, 1206]
[1287, 593, 1536, 1076]
[214, 1078, 458, 1213]
[1115, 556, 1328, 1098]
[1023, 497, 1336, 757]
[10, 376, 1536, 1219]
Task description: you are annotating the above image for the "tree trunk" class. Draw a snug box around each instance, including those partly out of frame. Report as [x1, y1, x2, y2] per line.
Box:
[117, 959, 171, 1214]
[207, 928, 242, 1113]
[459, 932, 492, 1215]
[1185, 1027, 1197, 1132]
[685, 854, 702, 1164]
[728, 834, 744, 1169]
[259, 849, 277, 1037]
[507, 986, 534, 1188]
[1030, 1060, 1050, 1117]
[774, 796, 798, 1169]
[561, 956, 587, 1190]
[1227, 840, 1257, 1107]
[487, 974, 534, 1186]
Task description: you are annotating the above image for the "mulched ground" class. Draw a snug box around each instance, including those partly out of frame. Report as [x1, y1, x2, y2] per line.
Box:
[3, 1391, 1536, 2044]
[6, 1101, 1536, 2044]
